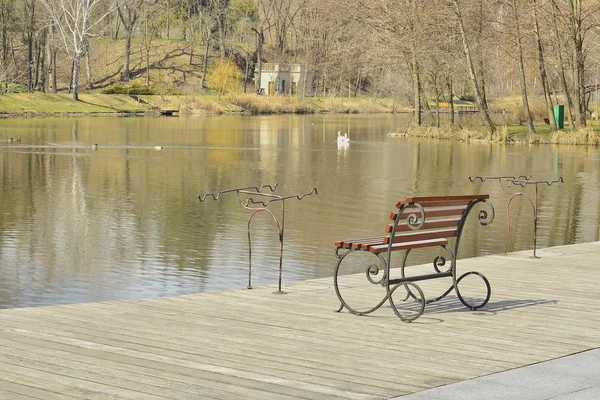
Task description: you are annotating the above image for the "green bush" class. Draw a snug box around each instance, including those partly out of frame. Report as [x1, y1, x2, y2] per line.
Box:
[6, 83, 28, 93]
[101, 83, 155, 95]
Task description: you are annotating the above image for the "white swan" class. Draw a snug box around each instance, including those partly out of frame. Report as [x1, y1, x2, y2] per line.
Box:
[337, 132, 350, 148]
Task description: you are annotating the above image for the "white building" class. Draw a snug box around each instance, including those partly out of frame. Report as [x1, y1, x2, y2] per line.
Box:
[256, 63, 313, 96]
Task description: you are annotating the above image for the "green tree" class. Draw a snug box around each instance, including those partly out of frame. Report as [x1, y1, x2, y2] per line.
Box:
[207, 58, 241, 99]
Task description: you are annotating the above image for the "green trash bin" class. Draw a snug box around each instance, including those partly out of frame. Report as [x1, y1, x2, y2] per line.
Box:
[554, 105, 564, 129]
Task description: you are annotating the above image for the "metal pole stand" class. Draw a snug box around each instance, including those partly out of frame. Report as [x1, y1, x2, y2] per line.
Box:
[469, 176, 563, 258]
[198, 183, 318, 294]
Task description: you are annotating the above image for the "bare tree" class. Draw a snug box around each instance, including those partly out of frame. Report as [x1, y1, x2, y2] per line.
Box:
[510, 0, 535, 135]
[117, 0, 141, 82]
[142, 0, 160, 85]
[531, 0, 556, 130]
[451, 0, 495, 136]
[39, 0, 118, 100]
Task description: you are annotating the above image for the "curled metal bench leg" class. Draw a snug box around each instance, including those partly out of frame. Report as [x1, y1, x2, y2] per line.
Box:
[455, 271, 491, 310]
[388, 282, 425, 322]
[333, 247, 389, 316]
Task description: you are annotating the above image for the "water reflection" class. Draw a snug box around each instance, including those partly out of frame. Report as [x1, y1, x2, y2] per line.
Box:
[0, 114, 599, 308]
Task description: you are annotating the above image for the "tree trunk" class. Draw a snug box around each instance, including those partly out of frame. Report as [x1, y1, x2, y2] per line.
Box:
[114, 13, 121, 39]
[216, 12, 226, 58]
[109, 9, 114, 39]
[51, 49, 57, 93]
[85, 42, 93, 90]
[121, 30, 132, 81]
[435, 92, 440, 128]
[201, 35, 210, 89]
[354, 70, 360, 97]
[511, 0, 535, 135]
[244, 50, 249, 93]
[34, 41, 41, 91]
[568, 0, 586, 127]
[27, 0, 35, 93]
[532, 0, 556, 130]
[38, 29, 47, 92]
[448, 77, 455, 124]
[551, 3, 576, 130]
[412, 53, 421, 126]
[1, 2, 6, 94]
[72, 53, 82, 101]
[146, 45, 150, 85]
[253, 28, 264, 94]
[166, 0, 170, 39]
[452, 0, 495, 137]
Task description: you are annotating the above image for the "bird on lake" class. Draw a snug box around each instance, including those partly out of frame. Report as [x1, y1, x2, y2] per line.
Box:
[154, 145, 164, 150]
[7, 137, 13, 143]
[91, 143, 98, 149]
[337, 132, 350, 147]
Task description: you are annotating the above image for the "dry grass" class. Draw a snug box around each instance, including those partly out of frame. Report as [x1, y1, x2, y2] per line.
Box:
[139, 94, 242, 114]
[228, 94, 316, 114]
[550, 128, 600, 145]
[405, 125, 497, 142]
[325, 98, 390, 113]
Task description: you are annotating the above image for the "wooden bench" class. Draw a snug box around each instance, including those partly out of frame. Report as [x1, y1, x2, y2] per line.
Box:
[333, 194, 494, 322]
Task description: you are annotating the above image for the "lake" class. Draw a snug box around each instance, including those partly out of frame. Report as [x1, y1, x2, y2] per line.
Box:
[0, 114, 598, 308]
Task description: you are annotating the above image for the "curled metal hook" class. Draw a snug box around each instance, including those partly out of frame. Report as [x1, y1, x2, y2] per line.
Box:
[468, 175, 531, 183]
[245, 188, 318, 207]
[509, 177, 563, 188]
[198, 183, 278, 202]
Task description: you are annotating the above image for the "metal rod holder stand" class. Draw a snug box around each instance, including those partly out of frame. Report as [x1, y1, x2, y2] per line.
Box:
[469, 176, 563, 258]
[198, 183, 317, 294]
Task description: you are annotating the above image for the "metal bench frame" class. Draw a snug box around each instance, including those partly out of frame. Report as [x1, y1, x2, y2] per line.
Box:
[333, 194, 495, 322]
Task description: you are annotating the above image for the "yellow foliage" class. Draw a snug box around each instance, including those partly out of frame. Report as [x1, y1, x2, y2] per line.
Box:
[207, 59, 242, 99]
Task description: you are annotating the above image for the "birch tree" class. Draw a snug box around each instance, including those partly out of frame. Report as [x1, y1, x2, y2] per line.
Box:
[39, 0, 117, 100]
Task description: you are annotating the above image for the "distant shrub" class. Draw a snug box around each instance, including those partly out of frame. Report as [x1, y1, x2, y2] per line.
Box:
[6, 83, 28, 93]
[101, 83, 155, 95]
[458, 93, 475, 102]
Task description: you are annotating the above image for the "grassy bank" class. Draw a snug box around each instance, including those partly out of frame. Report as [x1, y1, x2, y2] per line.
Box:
[400, 123, 600, 145]
[0, 93, 148, 115]
[0, 92, 398, 115]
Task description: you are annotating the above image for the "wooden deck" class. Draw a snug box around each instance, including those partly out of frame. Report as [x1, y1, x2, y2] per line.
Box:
[1, 242, 600, 399]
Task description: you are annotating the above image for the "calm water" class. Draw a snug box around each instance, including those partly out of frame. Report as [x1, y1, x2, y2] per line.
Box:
[0, 114, 599, 308]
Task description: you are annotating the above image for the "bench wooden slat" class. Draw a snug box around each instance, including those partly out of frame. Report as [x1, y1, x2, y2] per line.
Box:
[396, 194, 489, 208]
[335, 237, 384, 249]
[383, 228, 457, 245]
[386, 216, 462, 233]
[389, 205, 468, 221]
[353, 237, 386, 250]
[369, 238, 448, 254]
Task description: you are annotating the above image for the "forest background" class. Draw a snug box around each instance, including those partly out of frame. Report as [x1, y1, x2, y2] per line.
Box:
[1, 0, 600, 140]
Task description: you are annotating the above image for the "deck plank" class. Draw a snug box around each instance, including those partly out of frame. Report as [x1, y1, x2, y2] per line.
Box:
[1, 242, 600, 399]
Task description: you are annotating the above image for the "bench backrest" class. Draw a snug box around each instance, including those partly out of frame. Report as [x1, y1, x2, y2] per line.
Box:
[386, 194, 491, 248]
